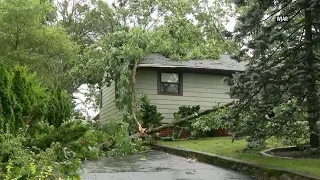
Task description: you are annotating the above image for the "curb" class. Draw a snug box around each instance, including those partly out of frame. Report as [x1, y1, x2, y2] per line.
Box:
[260, 146, 296, 159]
[151, 144, 320, 180]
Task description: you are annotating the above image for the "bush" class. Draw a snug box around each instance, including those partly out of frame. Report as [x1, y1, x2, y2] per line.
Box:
[138, 95, 163, 128]
[0, 64, 153, 179]
[0, 64, 72, 134]
[69, 128, 108, 160]
[101, 119, 150, 156]
[46, 85, 72, 128]
[0, 64, 155, 179]
[0, 131, 81, 179]
[0, 64, 18, 133]
[29, 120, 89, 150]
[0, 117, 151, 179]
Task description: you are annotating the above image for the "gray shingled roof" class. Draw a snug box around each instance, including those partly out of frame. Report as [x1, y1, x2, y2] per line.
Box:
[138, 53, 246, 71]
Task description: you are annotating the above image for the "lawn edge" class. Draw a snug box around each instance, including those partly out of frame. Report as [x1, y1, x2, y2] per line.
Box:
[260, 146, 296, 159]
[151, 143, 320, 180]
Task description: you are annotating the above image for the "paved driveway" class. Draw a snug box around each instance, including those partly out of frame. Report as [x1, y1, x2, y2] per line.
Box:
[79, 151, 256, 180]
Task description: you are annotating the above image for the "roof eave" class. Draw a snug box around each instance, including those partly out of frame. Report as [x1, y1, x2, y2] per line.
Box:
[137, 66, 244, 75]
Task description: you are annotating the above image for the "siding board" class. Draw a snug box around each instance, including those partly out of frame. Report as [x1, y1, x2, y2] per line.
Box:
[135, 69, 234, 123]
[101, 69, 235, 124]
[100, 82, 121, 123]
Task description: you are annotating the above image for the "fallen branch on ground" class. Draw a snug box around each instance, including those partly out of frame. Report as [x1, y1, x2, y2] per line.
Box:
[131, 101, 236, 138]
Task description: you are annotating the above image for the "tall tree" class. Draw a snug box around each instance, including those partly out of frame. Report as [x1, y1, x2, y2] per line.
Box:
[57, 0, 119, 52]
[74, 0, 238, 86]
[226, 0, 320, 147]
[56, 0, 120, 114]
[80, 0, 238, 132]
[0, 0, 79, 93]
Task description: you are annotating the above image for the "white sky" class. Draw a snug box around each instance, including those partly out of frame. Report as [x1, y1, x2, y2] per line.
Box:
[72, 0, 237, 119]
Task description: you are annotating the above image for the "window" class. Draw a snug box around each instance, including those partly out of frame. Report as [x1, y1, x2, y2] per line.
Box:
[158, 72, 183, 95]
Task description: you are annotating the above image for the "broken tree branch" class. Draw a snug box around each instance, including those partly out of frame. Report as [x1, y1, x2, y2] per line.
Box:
[131, 100, 236, 138]
[130, 60, 144, 131]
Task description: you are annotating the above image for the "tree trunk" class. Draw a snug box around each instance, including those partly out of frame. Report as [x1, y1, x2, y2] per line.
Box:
[304, 1, 320, 148]
[130, 60, 141, 128]
[131, 101, 235, 138]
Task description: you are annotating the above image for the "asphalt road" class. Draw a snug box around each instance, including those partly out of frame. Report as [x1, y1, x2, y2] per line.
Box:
[79, 151, 256, 180]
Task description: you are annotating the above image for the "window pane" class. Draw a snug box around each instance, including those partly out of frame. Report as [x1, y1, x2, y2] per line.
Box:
[160, 83, 179, 93]
[161, 73, 179, 83]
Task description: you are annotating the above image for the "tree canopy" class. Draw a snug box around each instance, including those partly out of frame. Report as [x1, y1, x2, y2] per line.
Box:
[73, 0, 239, 129]
[71, 0, 238, 86]
[57, 0, 119, 51]
[0, 0, 79, 93]
[225, 0, 320, 148]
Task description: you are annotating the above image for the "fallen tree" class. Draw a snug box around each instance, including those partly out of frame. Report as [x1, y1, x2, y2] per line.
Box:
[131, 101, 236, 138]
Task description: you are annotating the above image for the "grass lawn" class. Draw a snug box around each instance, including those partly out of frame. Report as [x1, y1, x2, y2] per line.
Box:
[158, 137, 320, 177]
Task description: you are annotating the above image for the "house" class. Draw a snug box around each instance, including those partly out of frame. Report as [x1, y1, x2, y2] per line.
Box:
[99, 53, 246, 136]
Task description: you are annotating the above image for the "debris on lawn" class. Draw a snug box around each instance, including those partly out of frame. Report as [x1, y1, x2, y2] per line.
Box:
[187, 157, 198, 163]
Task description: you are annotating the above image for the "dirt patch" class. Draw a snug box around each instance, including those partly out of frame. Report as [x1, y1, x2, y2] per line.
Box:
[269, 148, 320, 159]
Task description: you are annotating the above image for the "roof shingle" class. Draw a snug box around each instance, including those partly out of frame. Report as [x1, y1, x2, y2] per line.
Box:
[138, 53, 246, 71]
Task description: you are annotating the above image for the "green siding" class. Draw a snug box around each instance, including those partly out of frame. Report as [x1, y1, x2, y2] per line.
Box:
[135, 69, 235, 123]
[99, 82, 121, 124]
[101, 69, 236, 124]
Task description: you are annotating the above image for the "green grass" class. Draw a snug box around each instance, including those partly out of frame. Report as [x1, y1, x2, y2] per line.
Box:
[159, 137, 320, 177]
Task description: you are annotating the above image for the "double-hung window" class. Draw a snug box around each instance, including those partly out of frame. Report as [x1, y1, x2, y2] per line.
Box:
[158, 72, 183, 96]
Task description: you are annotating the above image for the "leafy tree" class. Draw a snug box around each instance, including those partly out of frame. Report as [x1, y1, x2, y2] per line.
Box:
[0, 0, 79, 93]
[225, 0, 320, 148]
[56, 0, 121, 114]
[57, 0, 121, 88]
[10, 66, 49, 133]
[0, 65, 15, 133]
[0, 64, 73, 133]
[71, 0, 238, 85]
[0, 65, 47, 133]
[46, 85, 73, 128]
[57, 0, 119, 50]
[82, 0, 238, 132]
[11, 67, 30, 130]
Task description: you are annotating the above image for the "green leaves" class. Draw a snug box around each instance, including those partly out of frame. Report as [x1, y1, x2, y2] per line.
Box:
[0, 0, 79, 93]
[0, 64, 73, 134]
[190, 106, 231, 138]
[46, 86, 72, 128]
[75, 0, 238, 87]
[226, 0, 320, 147]
[138, 95, 164, 128]
[174, 105, 201, 119]
[76, 0, 241, 128]
[58, 0, 119, 47]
